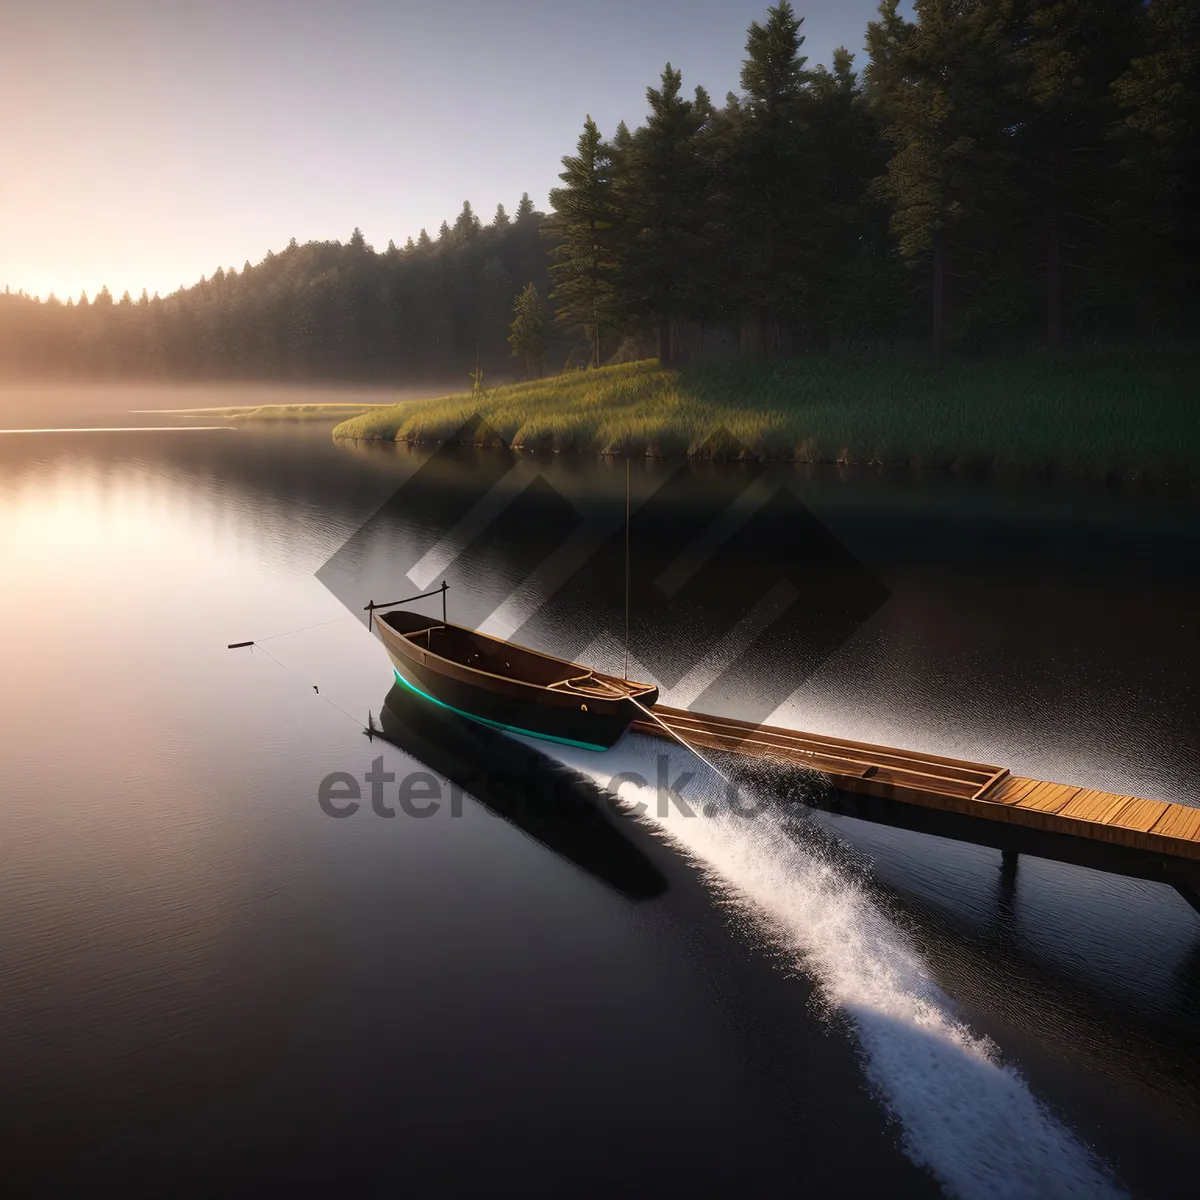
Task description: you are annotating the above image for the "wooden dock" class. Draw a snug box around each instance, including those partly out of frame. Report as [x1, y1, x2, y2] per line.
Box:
[631, 705, 1200, 907]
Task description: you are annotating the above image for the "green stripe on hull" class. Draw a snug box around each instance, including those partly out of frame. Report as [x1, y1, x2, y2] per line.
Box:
[392, 669, 611, 753]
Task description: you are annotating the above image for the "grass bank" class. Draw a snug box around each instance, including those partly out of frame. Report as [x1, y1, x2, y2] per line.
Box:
[331, 353, 1198, 479]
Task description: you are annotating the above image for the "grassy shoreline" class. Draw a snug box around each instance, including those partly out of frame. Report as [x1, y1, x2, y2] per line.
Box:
[331, 354, 1198, 481]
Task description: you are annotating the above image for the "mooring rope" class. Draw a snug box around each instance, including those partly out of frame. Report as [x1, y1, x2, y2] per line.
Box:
[239, 639, 367, 731]
[583, 672, 736, 792]
[627, 696, 735, 790]
[254, 613, 358, 644]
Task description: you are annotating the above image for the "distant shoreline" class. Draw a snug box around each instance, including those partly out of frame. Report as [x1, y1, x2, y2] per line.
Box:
[330, 353, 1200, 484]
[151, 401, 397, 422]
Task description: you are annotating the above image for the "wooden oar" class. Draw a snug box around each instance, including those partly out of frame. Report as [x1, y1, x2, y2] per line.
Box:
[625, 694, 736, 792]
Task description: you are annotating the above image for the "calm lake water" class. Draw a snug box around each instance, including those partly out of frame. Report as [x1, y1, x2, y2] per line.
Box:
[2, 386, 1198, 1198]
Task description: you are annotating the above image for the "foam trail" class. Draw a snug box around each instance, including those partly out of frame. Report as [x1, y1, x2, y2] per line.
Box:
[560, 736, 1125, 1200]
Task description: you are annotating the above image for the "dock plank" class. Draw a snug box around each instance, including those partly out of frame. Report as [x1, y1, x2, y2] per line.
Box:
[1059, 789, 1131, 824]
[1149, 804, 1200, 842]
[991, 777, 1042, 807]
[984, 776, 1024, 803]
[1017, 783, 1079, 813]
[984, 776, 1018, 803]
[1057, 788, 1102, 819]
[1109, 797, 1172, 833]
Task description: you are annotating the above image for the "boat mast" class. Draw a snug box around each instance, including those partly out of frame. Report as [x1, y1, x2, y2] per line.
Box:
[623, 457, 630, 681]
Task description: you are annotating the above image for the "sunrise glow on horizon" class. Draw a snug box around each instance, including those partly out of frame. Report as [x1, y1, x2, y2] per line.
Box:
[2, 0, 881, 303]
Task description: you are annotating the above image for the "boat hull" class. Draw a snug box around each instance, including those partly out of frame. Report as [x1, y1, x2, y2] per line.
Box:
[385, 655, 641, 751]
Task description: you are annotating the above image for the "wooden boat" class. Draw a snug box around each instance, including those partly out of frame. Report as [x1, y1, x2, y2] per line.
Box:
[374, 607, 658, 752]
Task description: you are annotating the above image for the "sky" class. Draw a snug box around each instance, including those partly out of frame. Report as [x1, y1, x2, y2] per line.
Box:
[2, 0, 890, 302]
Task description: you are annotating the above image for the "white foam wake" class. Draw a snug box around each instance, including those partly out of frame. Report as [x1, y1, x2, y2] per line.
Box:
[567, 737, 1124, 1200]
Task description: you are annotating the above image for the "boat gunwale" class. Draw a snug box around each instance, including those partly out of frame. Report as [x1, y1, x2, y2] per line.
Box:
[376, 612, 657, 702]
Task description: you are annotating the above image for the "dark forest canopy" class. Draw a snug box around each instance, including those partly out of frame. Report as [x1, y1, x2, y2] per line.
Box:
[2, 0, 1196, 380]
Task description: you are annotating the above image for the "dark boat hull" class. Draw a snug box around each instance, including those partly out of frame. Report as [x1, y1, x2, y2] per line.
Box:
[377, 613, 656, 752]
[387, 659, 639, 751]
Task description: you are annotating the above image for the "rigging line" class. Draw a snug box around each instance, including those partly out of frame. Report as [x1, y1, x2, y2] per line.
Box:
[248, 641, 367, 731]
[256, 613, 358, 643]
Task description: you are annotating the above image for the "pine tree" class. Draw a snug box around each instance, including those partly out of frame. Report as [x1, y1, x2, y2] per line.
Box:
[724, 3, 815, 351]
[1114, 0, 1199, 151]
[438, 220, 451, 242]
[865, 0, 1023, 354]
[1015, 0, 1144, 347]
[508, 282, 545, 377]
[803, 47, 896, 349]
[516, 192, 536, 222]
[546, 115, 617, 367]
[493, 203, 510, 227]
[1112, 0, 1200, 333]
[742, 1, 808, 106]
[477, 256, 515, 366]
[453, 201, 481, 240]
[606, 121, 637, 322]
[417, 228, 433, 250]
[611, 120, 633, 157]
[612, 65, 708, 364]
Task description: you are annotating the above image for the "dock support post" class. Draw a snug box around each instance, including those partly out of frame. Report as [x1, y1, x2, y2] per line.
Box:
[1000, 849, 1019, 884]
[1173, 883, 1200, 916]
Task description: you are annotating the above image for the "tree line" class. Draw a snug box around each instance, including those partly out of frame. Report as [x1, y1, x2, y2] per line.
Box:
[2, 1, 1196, 380]
[0, 197, 558, 382]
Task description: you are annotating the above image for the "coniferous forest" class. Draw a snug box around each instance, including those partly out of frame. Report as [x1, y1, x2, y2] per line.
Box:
[2, 0, 1196, 382]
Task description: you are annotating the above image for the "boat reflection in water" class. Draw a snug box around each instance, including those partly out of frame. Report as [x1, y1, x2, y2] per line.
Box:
[370, 683, 668, 901]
